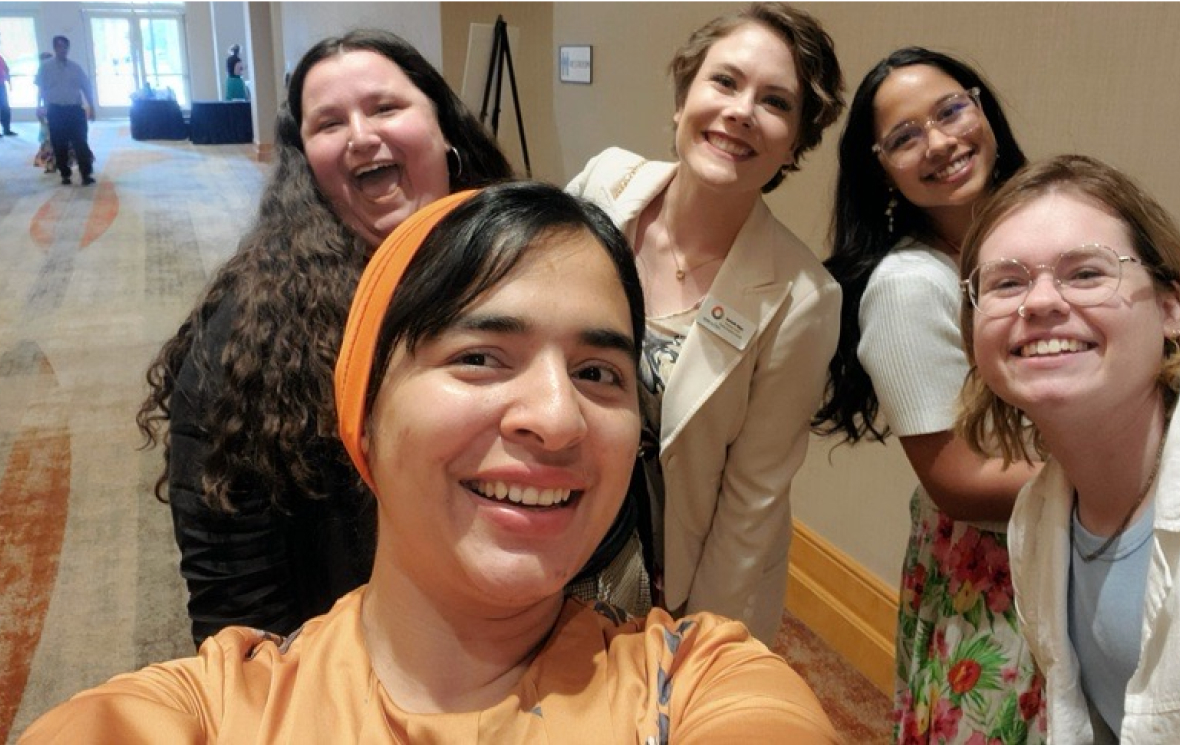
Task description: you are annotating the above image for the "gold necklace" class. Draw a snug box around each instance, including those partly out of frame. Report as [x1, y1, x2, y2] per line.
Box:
[1071, 433, 1166, 562]
[669, 248, 725, 282]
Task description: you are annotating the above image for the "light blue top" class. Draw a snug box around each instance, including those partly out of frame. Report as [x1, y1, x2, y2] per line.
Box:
[36, 58, 93, 107]
[1069, 497, 1156, 736]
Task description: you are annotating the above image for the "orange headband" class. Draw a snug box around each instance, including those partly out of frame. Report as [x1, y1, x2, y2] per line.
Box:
[335, 189, 479, 489]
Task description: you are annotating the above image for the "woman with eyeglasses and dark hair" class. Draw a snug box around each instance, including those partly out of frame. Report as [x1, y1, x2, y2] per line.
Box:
[812, 47, 1046, 740]
[957, 154, 1180, 742]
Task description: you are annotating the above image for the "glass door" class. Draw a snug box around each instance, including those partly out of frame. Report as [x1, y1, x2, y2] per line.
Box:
[139, 17, 187, 105]
[89, 16, 137, 116]
[86, 10, 189, 117]
[0, 15, 42, 108]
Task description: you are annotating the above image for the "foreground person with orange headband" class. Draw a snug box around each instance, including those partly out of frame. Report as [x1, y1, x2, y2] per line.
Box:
[21, 182, 837, 744]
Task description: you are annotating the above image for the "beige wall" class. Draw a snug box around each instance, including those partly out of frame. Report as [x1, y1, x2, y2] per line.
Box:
[440, 3, 560, 182]
[442, 2, 1180, 586]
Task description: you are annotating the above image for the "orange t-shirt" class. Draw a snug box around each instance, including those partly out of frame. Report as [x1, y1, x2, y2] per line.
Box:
[21, 589, 837, 744]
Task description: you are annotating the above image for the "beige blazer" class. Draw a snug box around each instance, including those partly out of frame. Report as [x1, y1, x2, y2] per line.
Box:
[569, 148, 841, 643]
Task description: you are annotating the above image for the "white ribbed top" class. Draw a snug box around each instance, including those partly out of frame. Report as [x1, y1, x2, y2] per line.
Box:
[858, 237, 968, 437]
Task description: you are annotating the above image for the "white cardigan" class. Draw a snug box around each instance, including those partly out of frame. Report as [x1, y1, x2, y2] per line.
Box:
[1010, 410, 1180, 743]
[568, 148, 841, 643]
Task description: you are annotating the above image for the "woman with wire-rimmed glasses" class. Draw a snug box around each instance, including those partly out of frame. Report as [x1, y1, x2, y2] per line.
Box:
[812, 47, 1046, 741]
[958, 154, 1180, 742]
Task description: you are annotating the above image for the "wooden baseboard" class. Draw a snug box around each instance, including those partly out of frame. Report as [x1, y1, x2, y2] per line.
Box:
[254, 143, 274, 162]
[786, 521, 897, 696]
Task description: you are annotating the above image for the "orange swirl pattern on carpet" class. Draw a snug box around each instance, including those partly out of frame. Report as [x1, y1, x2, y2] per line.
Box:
[0, 348, 69, 744]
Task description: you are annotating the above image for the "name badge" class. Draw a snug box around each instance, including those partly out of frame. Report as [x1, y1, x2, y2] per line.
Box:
[695, 298, 754, 351]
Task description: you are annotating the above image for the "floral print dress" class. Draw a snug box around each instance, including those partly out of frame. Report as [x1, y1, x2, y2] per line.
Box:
[857, 242, 1046, 744]
[893, 491, 1046, 743]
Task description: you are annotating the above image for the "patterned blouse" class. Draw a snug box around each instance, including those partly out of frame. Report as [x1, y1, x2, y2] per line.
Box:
[638, 308, 695, 571]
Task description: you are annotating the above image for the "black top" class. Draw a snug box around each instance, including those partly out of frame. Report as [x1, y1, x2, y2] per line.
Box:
[167, 294, 375, 647]
[226, 53, 241, 78]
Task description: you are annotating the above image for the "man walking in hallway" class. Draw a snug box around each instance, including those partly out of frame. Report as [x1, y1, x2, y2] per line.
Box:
[36, 35, 96, 185]
[0, 33, 14, 136]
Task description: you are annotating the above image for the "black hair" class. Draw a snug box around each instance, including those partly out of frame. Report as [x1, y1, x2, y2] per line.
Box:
[285, 28, 511, 192]
[812, 46, 1026, 444]
[363, 182, 645, 417]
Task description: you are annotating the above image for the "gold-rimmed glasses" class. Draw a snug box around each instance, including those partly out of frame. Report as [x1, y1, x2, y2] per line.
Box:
[963, 243, 1147, 319]
[872, 88, 983, 169]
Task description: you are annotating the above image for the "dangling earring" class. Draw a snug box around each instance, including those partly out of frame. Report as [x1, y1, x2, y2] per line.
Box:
[446, 146, 463, 179]
[885, 188, 897, 236]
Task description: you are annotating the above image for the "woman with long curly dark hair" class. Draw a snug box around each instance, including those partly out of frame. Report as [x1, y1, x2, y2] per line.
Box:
[137, 29, 511, 646]
[811, 47, 1046, 741]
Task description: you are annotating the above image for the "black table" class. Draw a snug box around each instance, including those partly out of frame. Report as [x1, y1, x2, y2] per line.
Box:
[189, 101, 253, 145]
[130, 99, 187, 141]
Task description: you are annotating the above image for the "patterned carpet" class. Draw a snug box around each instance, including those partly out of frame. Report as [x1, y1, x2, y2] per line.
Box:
[0, 122, 266, 743]
[0, 121, 889, 743]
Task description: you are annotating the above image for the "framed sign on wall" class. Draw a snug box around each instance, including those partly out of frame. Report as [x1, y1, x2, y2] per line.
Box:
[559, 45, 592, 84]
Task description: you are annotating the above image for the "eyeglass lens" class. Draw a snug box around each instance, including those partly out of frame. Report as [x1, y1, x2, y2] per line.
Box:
[879, 92, 981, 166]
[969, 245, 1125, 318]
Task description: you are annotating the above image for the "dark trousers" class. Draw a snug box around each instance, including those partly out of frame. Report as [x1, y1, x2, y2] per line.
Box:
[0, 84, 11, 132]
[46, 104, 95, 179]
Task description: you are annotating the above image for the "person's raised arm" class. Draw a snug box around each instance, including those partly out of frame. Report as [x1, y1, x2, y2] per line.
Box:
[666, 614, 840, 743]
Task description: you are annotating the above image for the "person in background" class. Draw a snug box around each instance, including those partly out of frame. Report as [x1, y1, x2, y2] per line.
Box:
[35, 35, 96, 186]
[225, 43, 248, 101]
[568, 2, 844, 644]
[811, 47, 1045, 741]
[23, 183, 839, 744]
[32, 52, 57, 172]
[0, 32, 15, 136]
[136, 29, 511, 648]
[959, 154, 1180, 742]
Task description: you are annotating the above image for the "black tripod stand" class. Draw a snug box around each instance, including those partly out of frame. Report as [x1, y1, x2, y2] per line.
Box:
[479, 15, 532, 177]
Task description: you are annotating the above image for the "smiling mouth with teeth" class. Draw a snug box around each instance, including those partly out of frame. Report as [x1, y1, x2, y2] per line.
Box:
[1016, 338, 1095, 357]
[925, 152, 972, 182]
[353, 163, 403, 197]
[354, 162, 395, 176]
[705, 133, 754, 158]
[464, 480, 578, 508]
